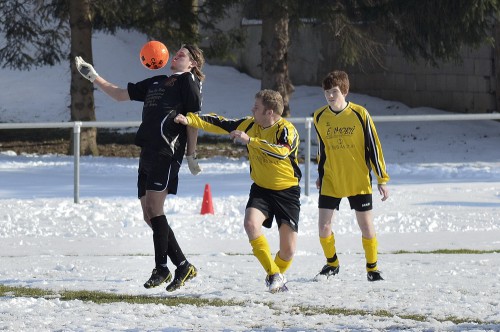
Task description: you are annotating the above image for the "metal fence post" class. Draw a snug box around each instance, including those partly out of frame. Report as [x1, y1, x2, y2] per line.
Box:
[73, 122, 82, 204]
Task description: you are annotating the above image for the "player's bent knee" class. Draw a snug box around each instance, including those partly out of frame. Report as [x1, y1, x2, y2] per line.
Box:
[244, 221, 262, 239]
[279, 248, 295, 261]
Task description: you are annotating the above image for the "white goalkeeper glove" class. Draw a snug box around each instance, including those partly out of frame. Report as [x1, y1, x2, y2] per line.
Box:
[186, 154, 202, 175]
[75, 56, 99, 82]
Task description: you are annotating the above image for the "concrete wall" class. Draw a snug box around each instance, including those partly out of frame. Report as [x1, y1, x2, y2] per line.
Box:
[207, 19, 496, 114]
[346, 44, 495, 114]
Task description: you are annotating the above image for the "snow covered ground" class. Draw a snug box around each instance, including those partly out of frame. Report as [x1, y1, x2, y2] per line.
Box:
[0, 30, 499, 331]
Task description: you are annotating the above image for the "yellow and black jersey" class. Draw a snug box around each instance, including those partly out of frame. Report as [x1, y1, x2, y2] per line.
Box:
[185, 113, 301, 190]
[313, 102, 389, 198]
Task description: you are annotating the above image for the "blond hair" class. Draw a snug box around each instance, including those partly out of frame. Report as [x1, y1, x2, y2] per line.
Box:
[255, 89, 284, 115]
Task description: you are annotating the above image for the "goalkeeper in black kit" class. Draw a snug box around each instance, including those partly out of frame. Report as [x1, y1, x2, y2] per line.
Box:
[74, 44, 205, 292]
[175, 89, 301, 293]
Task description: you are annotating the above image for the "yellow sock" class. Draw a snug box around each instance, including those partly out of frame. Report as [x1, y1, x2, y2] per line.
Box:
[362, 236, 379, 272]
[319, 233, 339, 267]
[274, 251, 292, 274]
[250, 235, 280, 275]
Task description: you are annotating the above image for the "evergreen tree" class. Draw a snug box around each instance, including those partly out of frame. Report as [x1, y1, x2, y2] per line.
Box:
[0, 0, 240, 155]
[240, 0, 499, 116]
[303, 0, 499, 66]
[2, 0, 497, 125]
[260, 1, 294, 117]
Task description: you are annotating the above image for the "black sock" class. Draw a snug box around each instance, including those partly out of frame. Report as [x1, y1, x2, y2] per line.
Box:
[166, 223, 187, 267]
[150, 215, 170, 268]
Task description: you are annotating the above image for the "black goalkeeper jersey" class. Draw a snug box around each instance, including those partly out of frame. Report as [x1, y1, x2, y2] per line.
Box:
[128, 72, 202, 162]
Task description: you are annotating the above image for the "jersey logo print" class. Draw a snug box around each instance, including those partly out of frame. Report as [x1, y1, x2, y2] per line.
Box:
[164, 77, 177, 87]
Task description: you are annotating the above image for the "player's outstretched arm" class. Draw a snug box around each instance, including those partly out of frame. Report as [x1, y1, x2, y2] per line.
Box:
[75, 56, 98, 82]
[74, 56, 129, 102]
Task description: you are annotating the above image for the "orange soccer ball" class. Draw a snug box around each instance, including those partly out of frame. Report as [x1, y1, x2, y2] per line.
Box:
[140, 41, 169, 70]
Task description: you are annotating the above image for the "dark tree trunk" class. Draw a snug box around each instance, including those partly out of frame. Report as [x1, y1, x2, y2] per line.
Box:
[260, 1, 294, 117]
[69, 0, 98, 156]
[180, 0, 199, 40]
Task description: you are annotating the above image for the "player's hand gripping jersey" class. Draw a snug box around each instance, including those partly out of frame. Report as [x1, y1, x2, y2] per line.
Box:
[313, 102, 389, 198]
[184, 113, 301, 190]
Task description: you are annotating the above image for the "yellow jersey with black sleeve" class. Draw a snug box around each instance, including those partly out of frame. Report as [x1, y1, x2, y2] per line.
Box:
[313, 102, 389, 198]
[185, 112, 301, 190]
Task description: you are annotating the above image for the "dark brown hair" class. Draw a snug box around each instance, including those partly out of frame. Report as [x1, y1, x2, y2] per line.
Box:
[322, 70, 349, 95]
[182, 44, 205, 82]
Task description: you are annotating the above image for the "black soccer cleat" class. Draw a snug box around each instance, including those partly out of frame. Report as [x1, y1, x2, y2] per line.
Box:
[166, 262, 197, 292]
[144, 267, 172, 289]
[367, 270, 384, 282]
[314, 264, 340, 281]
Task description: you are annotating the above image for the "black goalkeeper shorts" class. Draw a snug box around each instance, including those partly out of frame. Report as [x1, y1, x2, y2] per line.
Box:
[137, 148, 180, 198]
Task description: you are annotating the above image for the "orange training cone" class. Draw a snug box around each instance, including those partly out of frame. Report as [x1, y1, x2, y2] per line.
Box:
[200, 183, 214, 215]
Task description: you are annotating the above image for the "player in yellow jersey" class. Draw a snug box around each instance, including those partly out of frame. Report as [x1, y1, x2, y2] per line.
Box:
[313, 71, 390, 282]
[175, 89, 301, 292]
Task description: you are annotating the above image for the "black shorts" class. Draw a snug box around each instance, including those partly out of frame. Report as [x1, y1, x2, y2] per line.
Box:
[318, 194, 373, 211]
[137, 148, 180, 198]
[246, 183, 301, 232]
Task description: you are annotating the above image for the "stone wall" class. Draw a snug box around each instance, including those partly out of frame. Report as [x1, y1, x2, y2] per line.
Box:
[346, 44, 495, 114]
[208, 19, 496, 114]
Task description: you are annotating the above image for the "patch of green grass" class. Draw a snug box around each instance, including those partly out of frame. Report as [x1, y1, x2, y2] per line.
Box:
[1, 284, 498, 326]
[392, 249, 500, 254]
[0, 284, 239, 307]
[299, 306, 486, 325]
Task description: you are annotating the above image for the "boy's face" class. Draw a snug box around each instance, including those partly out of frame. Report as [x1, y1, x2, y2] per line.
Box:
[170, 48, 196, 72]
[324, 86, 346, 111]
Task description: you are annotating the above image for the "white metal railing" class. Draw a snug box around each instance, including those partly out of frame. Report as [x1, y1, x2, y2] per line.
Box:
[1, 113, 500, 203]
[0, 121, 140, 203]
